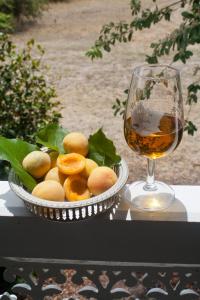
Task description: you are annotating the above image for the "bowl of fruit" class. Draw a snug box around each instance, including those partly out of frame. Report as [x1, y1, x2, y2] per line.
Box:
[5, 124, 128, 221]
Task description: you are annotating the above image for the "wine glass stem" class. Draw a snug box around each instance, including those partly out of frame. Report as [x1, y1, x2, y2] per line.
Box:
[144, 158, 157, 191]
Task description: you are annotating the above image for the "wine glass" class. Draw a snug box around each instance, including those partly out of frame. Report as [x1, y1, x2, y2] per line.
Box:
[124, 64, 184, 211]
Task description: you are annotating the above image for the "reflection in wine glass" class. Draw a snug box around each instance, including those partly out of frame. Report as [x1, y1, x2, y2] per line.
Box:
[123, 64, 184, 211]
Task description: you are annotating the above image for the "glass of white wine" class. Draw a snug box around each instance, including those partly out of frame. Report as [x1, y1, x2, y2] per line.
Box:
[124, 64, 184, 211]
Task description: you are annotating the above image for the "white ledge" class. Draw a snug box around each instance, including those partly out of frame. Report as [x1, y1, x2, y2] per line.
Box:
[1, 181, 200, 222]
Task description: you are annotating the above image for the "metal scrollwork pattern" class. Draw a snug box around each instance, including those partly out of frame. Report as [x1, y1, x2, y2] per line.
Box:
[1, 263, 65, 300]
[1, 260, 200, 299]
[0, 293, 17, 300]
[73, 270, 200, 299]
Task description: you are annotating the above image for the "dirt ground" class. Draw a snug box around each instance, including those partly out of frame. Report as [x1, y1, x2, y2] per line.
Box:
[13, 0, 200, 185]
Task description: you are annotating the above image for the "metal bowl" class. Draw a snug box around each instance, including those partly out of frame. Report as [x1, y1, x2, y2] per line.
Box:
[9, 159, 129, 222]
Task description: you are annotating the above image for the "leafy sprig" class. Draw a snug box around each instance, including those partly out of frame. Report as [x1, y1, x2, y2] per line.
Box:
[86, 0, 185, 60]
[0, 34, 62, 143]
[87, 0, 200, 135]
[112, 89, 129, 117]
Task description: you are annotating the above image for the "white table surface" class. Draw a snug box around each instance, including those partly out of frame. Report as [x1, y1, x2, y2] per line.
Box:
[1, 181, 200, 222]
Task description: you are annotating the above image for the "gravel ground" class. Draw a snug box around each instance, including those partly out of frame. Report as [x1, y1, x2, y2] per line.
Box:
[13, 0, 200, 185]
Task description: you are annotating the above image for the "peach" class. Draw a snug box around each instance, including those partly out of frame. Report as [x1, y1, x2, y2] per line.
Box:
[63, 132, 89, 157]
[22, 151, 51, 179]
[80, 158, 98, 178]
[57, 153, 86, 175]
[45, 167, 67, 185]
[87, 166, 118, 195]
[32, 180, 65, 201]
[64, 175, 90, 201]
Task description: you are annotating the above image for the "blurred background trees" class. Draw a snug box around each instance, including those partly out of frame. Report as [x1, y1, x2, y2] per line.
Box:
[0, 0, 69, 32]
[0, 34, 62, 142]
[0, 34, 62, 179]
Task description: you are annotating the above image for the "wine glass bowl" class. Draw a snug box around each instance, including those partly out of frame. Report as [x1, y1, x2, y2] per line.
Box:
[124, 64, 184, 211]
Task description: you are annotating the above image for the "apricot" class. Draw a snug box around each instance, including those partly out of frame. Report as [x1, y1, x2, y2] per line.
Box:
[57, 153, 86, 175]
[49, 151, 59, 168]
[45, 167, 67, 185]
[22, 151, 51, 179]
[81, 158, 98, 178]
[87, 166, 118, 196]
[64, 175, 90, 201]
[32, 180, 65, 201]
[63, 132, 89, 157]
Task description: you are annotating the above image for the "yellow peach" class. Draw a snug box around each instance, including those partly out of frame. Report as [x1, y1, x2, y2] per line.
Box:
[87, 166, 117, 195]
[64, 175, 90, 201]
[63, 132, 88, 157]
[32, 180, 65, 201]
[57, 153, 86, 175]
[45, 167, 67, 185]
[80, 158, 98, 178]
[22, 151, 51, 179]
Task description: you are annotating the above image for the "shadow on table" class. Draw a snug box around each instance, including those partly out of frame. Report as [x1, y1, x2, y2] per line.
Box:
[104, 195, 188, 222]
[0, 182, 188, 222]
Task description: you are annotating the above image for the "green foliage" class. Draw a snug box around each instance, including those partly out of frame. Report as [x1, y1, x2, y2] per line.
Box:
[0, 0, 14, 15]
[86, 21, 132, 59]
[13, 0, 48, 20]
[36, 124, 69, 153]
[187, 83, 200, 104]
[0, 136, 38, 190]
[0, 0, 14, 31]
[0, 0, 14, 32]
[87, 0, 200, 135]
[88, 128, 121, 167]
[0, 12, 13, 31]
[184, 120, 197, 135]
[0, 0, 72, 32]
[0, 34, 62, 143]
[86, 1, 185, 59]
[86, 46, 103, 61]
[112, 89, 128, 117]
[0, 0, 49, 32]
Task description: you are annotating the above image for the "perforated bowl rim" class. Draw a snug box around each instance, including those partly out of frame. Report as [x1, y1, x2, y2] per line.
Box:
[8, 158, 129, 209]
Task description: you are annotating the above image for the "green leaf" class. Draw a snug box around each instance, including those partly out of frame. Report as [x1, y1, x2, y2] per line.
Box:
[0, 136, 37, 191]
[36, 124, 69, 153]
[173, 52, 180, 62]
[88, 129, 121, 167]
[182, 11, 194, 19]
[187, 93, 197, 104]
[188, 83, 200, 93]
[124, 89, 129, 94]
[130, 0, 141, 15]
[146, 54, 158, 64]
[86, 46, 103, 60]
[184, 120, 197, 135]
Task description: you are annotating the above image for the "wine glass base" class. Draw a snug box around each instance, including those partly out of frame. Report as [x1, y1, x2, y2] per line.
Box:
[123, 181, 174, 212]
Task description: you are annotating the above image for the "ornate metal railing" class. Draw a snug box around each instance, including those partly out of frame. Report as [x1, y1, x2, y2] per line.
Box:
[1, 258, 200, 299]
